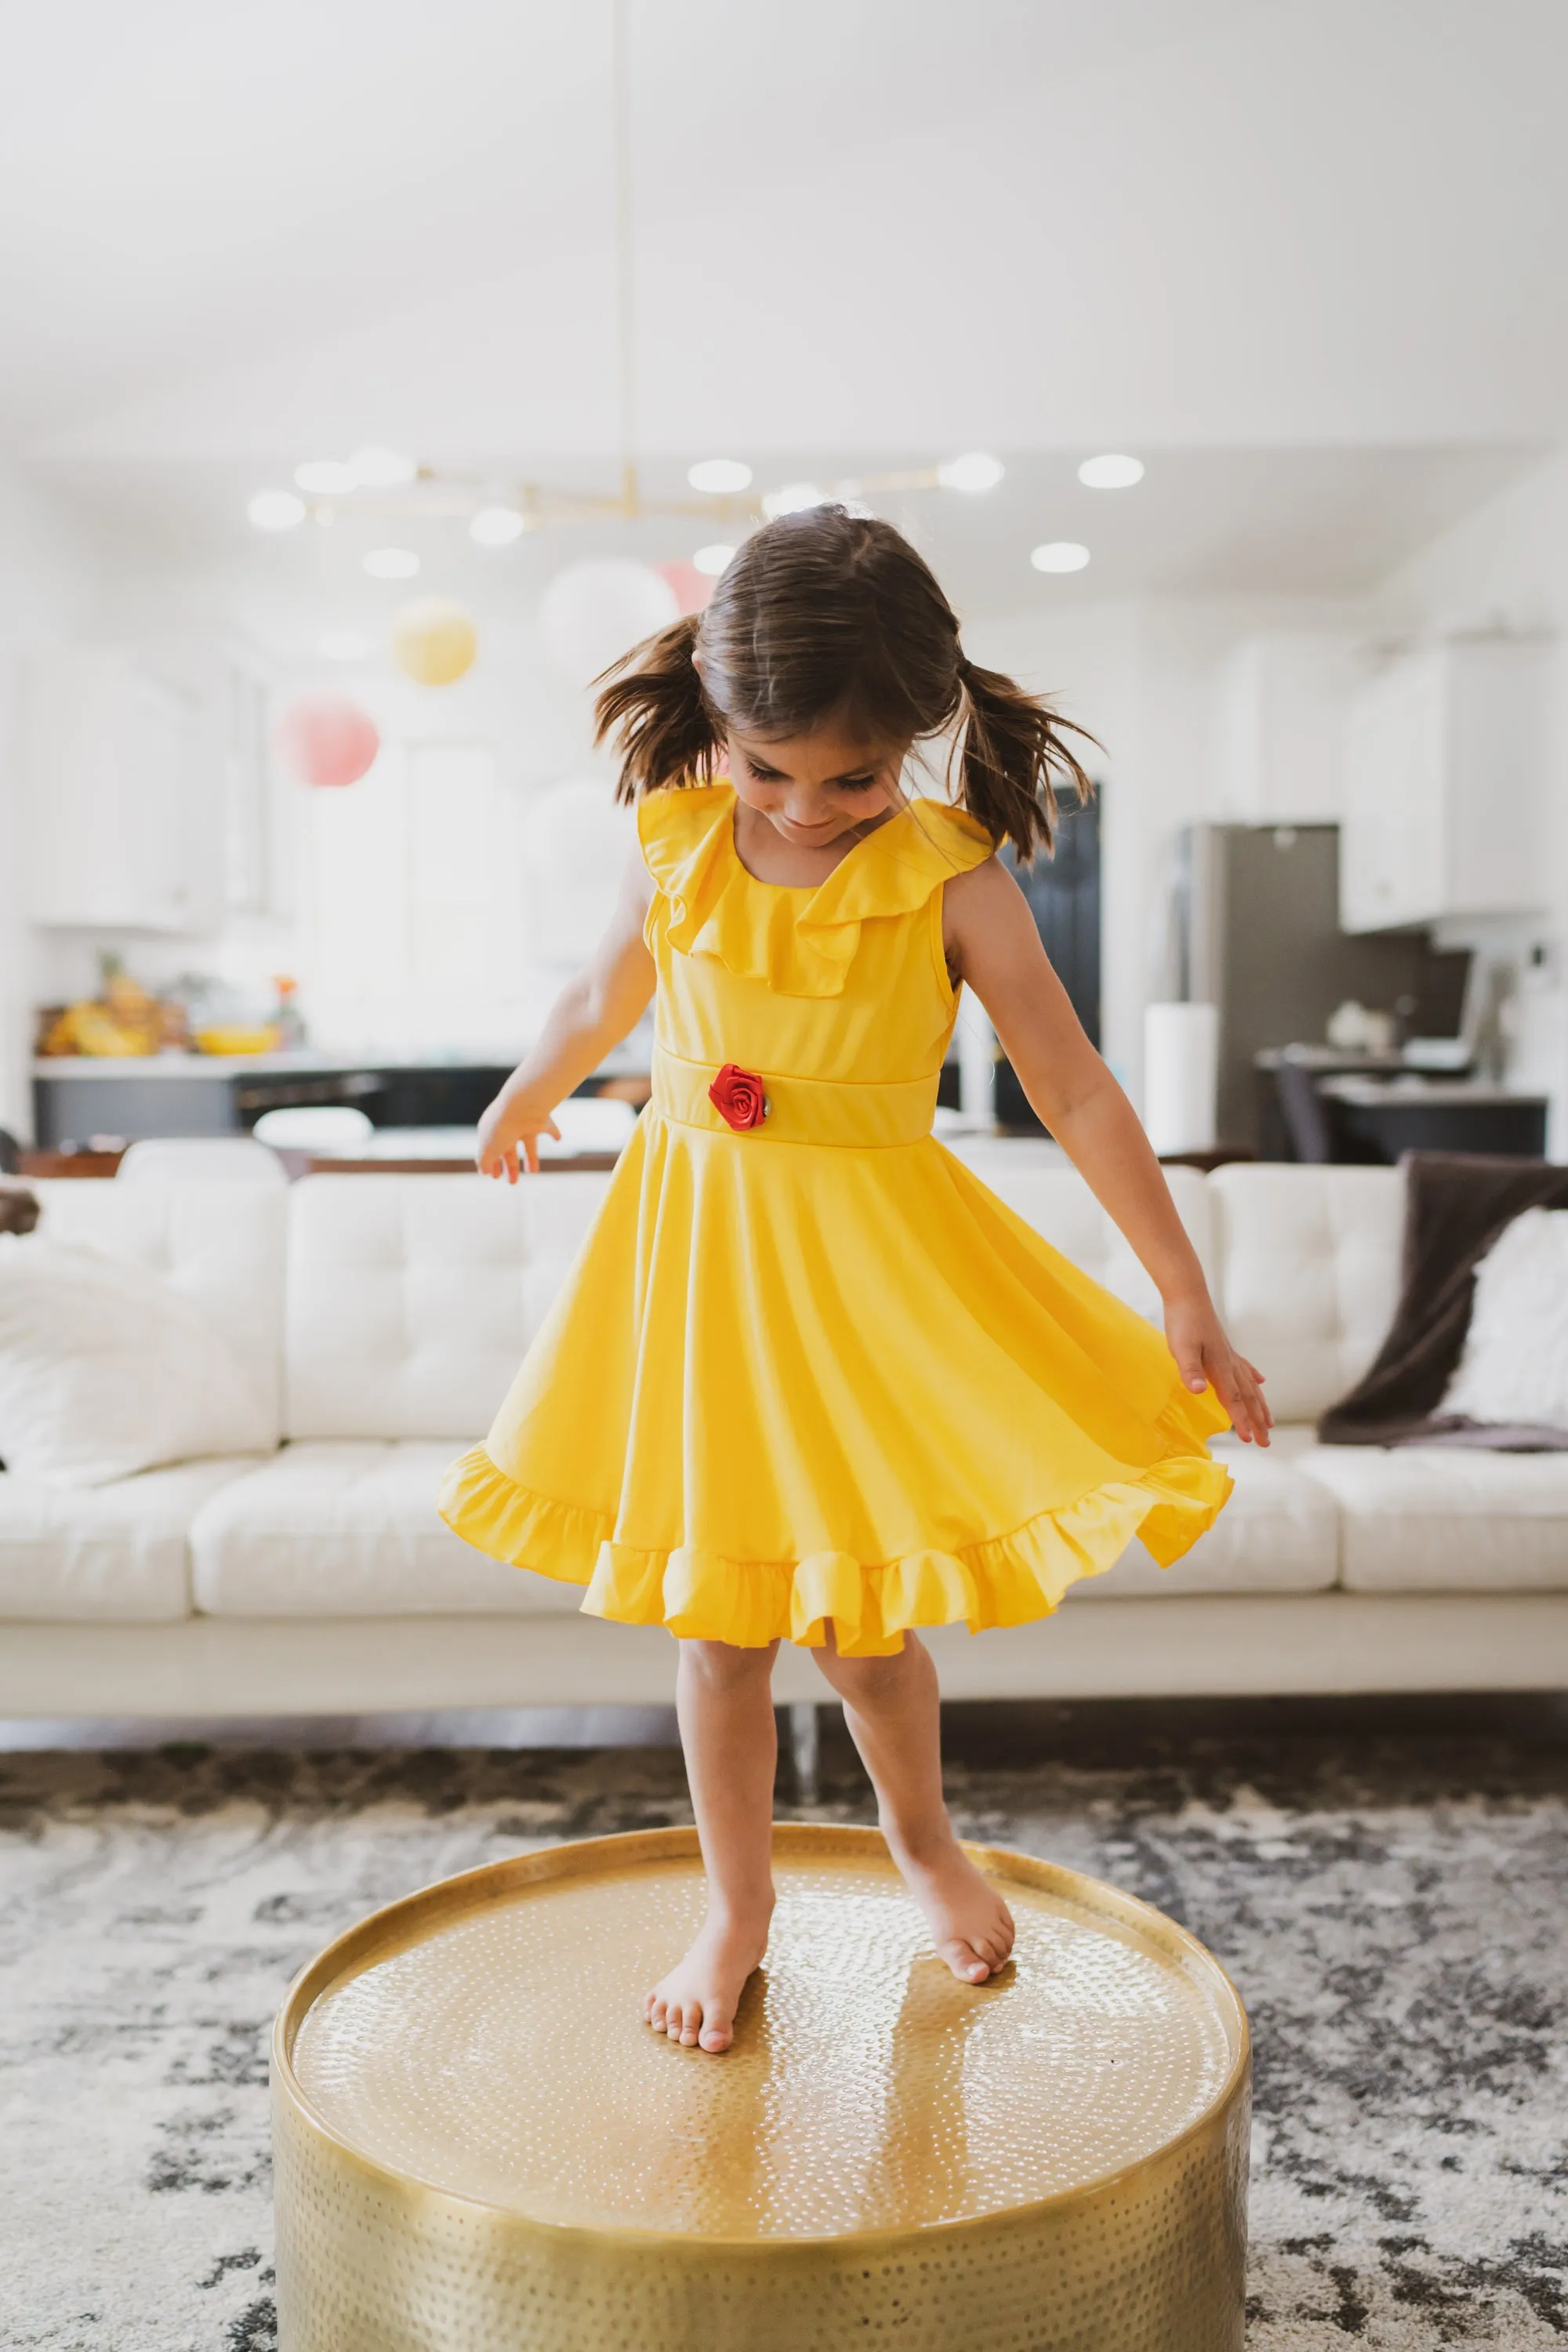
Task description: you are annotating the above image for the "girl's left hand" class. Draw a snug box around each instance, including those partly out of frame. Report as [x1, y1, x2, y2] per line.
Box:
[1163, 1293, 1272, 1446]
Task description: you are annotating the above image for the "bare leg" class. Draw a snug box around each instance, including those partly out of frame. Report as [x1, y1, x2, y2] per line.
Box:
[645, 1638, 779, 2053]
[813, 1631, 1014, 1982]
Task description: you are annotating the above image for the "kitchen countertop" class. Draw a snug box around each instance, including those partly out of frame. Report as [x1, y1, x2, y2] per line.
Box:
[31, 1053, 519, 1080]
[1319, 1075, 1546, 1106]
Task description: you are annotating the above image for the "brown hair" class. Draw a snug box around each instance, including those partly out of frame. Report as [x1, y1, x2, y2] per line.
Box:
[593, 506, 1095, 859]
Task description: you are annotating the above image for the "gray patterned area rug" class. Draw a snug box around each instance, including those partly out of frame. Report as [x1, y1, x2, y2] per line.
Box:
[2, 1697, 1565, 2350]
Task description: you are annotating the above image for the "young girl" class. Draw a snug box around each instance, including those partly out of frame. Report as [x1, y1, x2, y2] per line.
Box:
[440, 506, 1269, 2055]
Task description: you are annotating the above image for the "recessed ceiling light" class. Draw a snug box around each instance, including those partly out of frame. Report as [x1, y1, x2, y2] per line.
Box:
[1076, 453, 1144, 489]
[693, 543, 737, 576]
[470, 505, 528, 546]
[318, 629, 373, 661]
[349, 447, 417, 488]
[688, 459, 752, 494]
[761, 482, 826, 520]
[247, 488, 307, 532]
[295, 459, 358, 495]
[936, 452, 1004, 493]
[363, 547, 420, 579]
[1030, 541, 1091, 574]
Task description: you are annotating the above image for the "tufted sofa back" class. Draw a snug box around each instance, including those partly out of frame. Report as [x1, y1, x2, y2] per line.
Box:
[1208, 1163, 1403, 1421]
[960, 1161, 1216, 1323]
[27, 1159, 1411, 1448]
[32, 1179, 287, 1449]
[280, 1167, 1224, 1443]
[274, 1163, 1410, 1438]
[282, 1173, 612, 1440]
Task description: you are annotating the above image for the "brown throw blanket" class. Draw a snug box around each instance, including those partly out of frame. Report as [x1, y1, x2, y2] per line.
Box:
[1318, 1151, 1568, 1450]
[0, 1186, 39, 1238]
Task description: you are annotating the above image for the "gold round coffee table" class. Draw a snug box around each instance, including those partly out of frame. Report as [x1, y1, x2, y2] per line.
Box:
[272, 1824, 1249, 2351]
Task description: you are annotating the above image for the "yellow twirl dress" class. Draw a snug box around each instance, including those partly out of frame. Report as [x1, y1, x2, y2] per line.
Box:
[438, 782, 1232, 1656]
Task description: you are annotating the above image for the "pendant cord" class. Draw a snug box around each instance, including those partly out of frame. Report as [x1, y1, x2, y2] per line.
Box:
[612, 0, 637, 515]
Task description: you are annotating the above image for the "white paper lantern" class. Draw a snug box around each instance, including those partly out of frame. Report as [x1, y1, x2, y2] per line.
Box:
[539, 559, 680, 686]
[521, 776, 637, 967]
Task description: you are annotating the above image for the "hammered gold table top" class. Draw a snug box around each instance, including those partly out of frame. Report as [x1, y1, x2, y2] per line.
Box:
[282, 1827, 1244, 2242]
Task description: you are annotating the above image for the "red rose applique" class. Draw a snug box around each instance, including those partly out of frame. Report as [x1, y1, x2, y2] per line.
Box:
[708, 1063, 768, 1131]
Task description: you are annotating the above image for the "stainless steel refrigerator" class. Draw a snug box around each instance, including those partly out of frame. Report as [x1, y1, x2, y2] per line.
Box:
[1171, 823, 1469, 1152]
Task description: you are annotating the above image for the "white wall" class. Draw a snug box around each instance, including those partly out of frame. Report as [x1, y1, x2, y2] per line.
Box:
[1371, 445, 1568, 1144]
[0, 462, 112, 1142]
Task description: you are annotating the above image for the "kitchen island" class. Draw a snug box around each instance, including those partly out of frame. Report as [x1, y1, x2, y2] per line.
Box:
[31, 1054, 648, 1150]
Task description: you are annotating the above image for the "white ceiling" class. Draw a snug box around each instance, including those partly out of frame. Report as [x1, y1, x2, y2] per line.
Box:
[5, 0, 1565, 603]
[7, 0, 1568, 460]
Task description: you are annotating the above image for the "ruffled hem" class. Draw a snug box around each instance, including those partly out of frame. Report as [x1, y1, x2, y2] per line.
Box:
[436, 1443, 1234, 1659]
[637, 782, 993, 999]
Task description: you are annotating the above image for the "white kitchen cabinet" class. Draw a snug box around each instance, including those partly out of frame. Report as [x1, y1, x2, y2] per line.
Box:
[1340, 637, 1549, 933]
[22, 648, 220, 931]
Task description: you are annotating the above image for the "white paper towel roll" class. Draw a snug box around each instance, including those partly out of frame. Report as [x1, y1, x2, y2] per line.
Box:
[955, 1001, 997, 1127]
[1143, 1002, 1219, 1156]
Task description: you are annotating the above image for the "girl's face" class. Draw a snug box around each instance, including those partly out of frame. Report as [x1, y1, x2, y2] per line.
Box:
[724, 721, 909, 848]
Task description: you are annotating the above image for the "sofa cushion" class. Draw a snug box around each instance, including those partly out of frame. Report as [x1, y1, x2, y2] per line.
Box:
[1303, 1446, 1568, 1592]
[0, 1457, 260, 1621]
[284, 1174, 613, 1441]
[1073, 1428, 1338, 1598]
[31, 1180, 285, 1448]
[190, 1441, 585, 1617]
[1208, 1164, 1403, 1423]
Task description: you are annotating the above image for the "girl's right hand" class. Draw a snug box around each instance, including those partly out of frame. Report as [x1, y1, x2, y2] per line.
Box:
[476, 1091, 561, 1181]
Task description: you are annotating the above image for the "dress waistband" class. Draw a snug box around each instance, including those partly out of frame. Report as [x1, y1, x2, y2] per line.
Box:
[648, 1044, 938, 1149]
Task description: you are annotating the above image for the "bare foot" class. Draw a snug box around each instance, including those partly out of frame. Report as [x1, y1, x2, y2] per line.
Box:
[888, 1833, 1014, 1983]
[644, 1905, 772, 2053]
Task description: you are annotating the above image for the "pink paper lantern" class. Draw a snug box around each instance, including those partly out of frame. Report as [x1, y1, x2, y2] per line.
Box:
[277, 694, 380, 788]
[655, 559, 713, 616]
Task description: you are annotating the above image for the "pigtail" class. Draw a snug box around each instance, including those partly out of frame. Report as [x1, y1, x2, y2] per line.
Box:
[594, 614, 723, 803]
[955, 658, 1098, 862]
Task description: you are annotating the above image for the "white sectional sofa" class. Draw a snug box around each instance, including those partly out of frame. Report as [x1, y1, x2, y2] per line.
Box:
[3, 1162, 1566, 1719]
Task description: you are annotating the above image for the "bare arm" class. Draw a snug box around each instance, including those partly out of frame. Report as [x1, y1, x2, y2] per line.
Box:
[476, 850, 657, 1181]
[946, 858, 1270, 1445]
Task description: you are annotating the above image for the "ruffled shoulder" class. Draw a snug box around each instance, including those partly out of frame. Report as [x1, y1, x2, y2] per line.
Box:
[641, 782, 994, 998]
[636, 782, 744, 978]
[786, 799, 995, 995]
[637, 782, 735, 915]
[800, 800, 993, 935]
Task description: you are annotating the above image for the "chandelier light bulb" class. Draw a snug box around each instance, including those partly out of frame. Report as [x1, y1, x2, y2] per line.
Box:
[247, 488, 307, 532]
[761, 482, 826, 521]
[363, 547, 421, 580]
[936, 452, 1004, 494]
[470, 506, 528, 546]
[350, 447, 418, 488]
[295, 459, 358, 496]
[1030, 541, 1091, 574]
[1076, 453, 1145, 489]
[688, 459, 753, 495]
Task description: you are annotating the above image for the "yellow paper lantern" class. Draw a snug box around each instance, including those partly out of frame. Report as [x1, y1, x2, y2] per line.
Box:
[392, 598, 478, 686]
